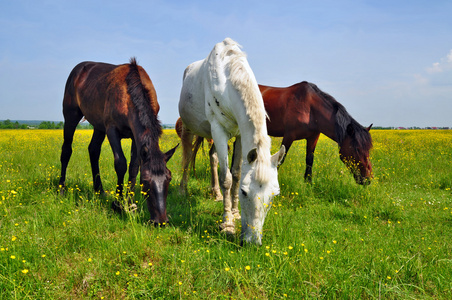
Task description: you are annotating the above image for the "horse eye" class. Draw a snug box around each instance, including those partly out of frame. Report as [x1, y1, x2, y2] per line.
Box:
[241, 189, 247, 197]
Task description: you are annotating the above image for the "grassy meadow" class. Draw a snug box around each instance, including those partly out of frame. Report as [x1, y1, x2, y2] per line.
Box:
[0, 129, 451, 299]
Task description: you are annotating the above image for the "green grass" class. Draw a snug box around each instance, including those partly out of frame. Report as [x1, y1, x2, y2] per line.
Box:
[0, 129, 451, 299]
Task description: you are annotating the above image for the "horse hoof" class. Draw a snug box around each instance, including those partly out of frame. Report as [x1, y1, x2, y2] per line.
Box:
[220, 226, 236, 235]
[111, 200, 123, 213]
[128, 203, 138, 213]
[232, 212, 241, 220]
[219, 222, 236, 235]
[213, 190, 223, 201]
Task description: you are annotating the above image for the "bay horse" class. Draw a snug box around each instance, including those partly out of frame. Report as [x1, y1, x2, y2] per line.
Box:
[261, 82, 373, 185]
[59, 58, 178, 225]
[178, 38, 285, 245]
[179, 81, 373, 200]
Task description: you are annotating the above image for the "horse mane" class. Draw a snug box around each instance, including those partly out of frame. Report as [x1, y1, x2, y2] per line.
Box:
[221, 38, 271, 183]
[308, 83, 373, 158]
[126, 57, 165, 175]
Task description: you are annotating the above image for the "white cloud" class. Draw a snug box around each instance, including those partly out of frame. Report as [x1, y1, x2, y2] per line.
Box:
[447, 50, 452, 63]
[427, 62, 442, 73]
[427, 49, 452, 74]
[422, 50, 452, 87]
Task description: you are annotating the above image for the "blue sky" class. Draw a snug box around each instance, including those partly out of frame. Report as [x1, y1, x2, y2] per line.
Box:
[0, 0, 451, 127]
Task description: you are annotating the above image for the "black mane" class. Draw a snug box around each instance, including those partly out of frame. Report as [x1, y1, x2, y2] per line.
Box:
[309, 83, 372, 155]
[126, 57, 165, 175]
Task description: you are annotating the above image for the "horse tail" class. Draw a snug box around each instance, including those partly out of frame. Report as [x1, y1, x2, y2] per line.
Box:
[190, 135, 205, 178]
[180, 130, 195, 180]
[175, 117, 183, 138]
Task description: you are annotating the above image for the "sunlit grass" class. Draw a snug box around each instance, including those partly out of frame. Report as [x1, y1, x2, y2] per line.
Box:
[0, 129, 451, 299]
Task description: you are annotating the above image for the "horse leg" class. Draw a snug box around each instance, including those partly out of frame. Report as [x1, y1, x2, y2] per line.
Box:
[179, 126, 194, 195]
[128, 139, 139, 190]
[88, 128, 106, 195]
[230, 138, 242, 220]
[59, 109, 83, 194]
[106, 127, 128, 211]
[280, 136, 294, 165]
[209, 144, 223, 201]
[304, 134, 320, 183]
[127, 139, 139, 212]
[191, 135, 204, 178]
[211, 127, 235, 234]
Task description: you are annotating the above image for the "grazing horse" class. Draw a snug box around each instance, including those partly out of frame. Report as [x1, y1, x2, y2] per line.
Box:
[179, 38, 285, 245]
[260, 82, 373, 185]
[179, 81, 373, 201]
[59, 58, 178, 225]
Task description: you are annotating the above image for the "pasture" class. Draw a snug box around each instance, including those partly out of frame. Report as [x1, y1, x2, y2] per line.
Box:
[0, 129, 451, 299]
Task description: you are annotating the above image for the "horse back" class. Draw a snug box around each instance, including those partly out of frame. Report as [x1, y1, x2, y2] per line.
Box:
[63, 60, 158, 133]
[259, 82, 323, 138]
[179, 60, 213, 138]
[63, 62, 120, 127]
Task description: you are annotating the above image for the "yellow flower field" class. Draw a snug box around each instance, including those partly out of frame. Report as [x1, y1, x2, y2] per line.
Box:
[0, 128, 451, 299]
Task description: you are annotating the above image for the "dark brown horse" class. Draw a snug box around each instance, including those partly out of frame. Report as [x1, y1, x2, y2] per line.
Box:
[59, 58, 178, 225]
[180, 81, 373, 193]
[260, 81, 372, 184]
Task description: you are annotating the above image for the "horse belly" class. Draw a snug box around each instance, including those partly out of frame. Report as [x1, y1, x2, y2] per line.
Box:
[179, 90, 212, 139]
[74, 93, 106, 130]
[266, 119, 285, 137]
[265, 108, 287, 137]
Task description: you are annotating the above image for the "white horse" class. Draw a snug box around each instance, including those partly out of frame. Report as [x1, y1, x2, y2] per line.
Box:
[178, 38, 285, 245]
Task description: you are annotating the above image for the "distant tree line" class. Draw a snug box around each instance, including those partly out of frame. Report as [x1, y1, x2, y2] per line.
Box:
[1, 120, 448, 130]
[0, 120, 28, 129]
[0, 119, 94, 129]
[37, 121, 64, 129]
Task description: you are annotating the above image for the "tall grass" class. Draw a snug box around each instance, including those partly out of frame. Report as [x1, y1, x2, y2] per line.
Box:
[0, 129, 451, 299]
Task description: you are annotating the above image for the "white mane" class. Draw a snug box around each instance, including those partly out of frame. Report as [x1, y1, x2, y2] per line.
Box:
[220, 38, 271, 183]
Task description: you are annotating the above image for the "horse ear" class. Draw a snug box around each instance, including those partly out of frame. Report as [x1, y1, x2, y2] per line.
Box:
[271, 145, 286, 167]
[367, 123, 373, 131]
[247, 148, 258, 164]
[164, 144, 179, 162]
[346, 124, 355, 136]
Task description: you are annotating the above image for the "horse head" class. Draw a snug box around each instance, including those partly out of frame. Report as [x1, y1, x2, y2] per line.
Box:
[339, 124, 373, 185]
[140, 144, 178, 225]
[239, 146, 285, 245]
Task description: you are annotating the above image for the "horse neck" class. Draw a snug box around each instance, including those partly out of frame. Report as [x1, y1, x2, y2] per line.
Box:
[224, 83, 270, 161]
[131, 120, 163, 158]
[237, 113, 272, 183]
[137, 126, 161, 149]
[308, 91, 342, 144]
[229, 76, 270, 162]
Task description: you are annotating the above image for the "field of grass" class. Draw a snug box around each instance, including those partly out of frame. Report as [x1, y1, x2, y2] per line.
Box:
[0, 129, 451, 299]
